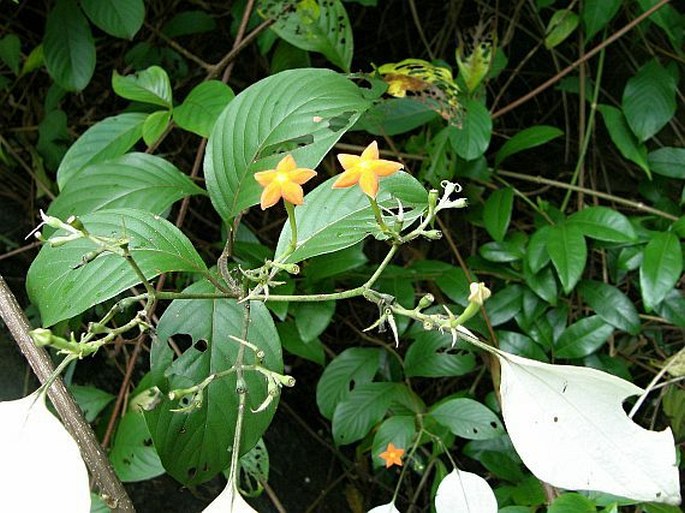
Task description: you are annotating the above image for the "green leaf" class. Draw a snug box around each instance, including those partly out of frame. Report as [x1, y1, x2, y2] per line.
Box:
[162, 11, 217, 38]
[43, 0, 95, 91]
[316, 348, 380, 419]
[48, 153, 205, 219]
[637, 0, 683, 49]
[372, 416, 416, 468]
[485, 284, 524, 326]
[26, 208, 207, 326]
[577, 281, 640, 335]
[21, 44, 44, 76]
[648, 147, 685, 179]
[527, 225, 552, 273]
[524, 265, 558, 306]
[495, 125, 563, 167]
[275, 171, 427, 262]
[291, 301, 335, 342]
[404, 329, 476, 378]
[173, 81, 235, 138]
[428, 397, 505, 440]
[448, 98, 492, 160]
[146, 284, 281, 485]
[497, 330, 548, 361]
[568, 206, 637, 243]
[548, 493, 597, 513]
[110, 412, 165, 482]
[483, 187, 514, 242]
[598, 105, 650, 177]
[142, 110, 171, 146]
[545, 10, 580, 49]
[56, 112, 147, 190]
[112, 66, 173, 108]
[640, 231, 683, 310]
[622, 59, 677, 142]
[80, 0, 144, 40]
[655, 289, 685, 328]
[547, 223, 587, 294]
[303, 242, 367, 282]
[265, 0, 353, 72]
[479, 239, 525, 263]
[205, 68, 372, 221]
[277, 321, 325, 365]
[409, 260, 472, 307]
[582, 0, 622, 40]
[69, 385, 115, 423]
[356, 98, 437, 137]
[555, 315, 614, 359]
[0, 34, 21, 75]
[333, 382, 403, 445]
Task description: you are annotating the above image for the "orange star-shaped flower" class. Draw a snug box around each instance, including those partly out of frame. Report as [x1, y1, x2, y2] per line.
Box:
[254, 154, 317, 210]
[332, 141, 403, 199]
[379, 442, 405, 468]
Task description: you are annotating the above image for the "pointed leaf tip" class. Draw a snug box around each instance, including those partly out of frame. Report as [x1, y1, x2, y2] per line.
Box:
[434, 468, 498, 513]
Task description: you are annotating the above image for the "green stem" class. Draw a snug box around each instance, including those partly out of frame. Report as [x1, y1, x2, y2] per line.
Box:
[368, 195, 390, 232]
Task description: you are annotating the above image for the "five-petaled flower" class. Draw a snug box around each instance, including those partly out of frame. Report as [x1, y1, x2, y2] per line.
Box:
[254, 154, 317, 210]
[333, 141, 403, 199]
[379, 442, 405, 468]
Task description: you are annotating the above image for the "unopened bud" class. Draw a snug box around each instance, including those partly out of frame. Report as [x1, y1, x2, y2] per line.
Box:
[30, 328, 53, 347]
[417, 293, 435, 310]
[422, 230, 442, 240]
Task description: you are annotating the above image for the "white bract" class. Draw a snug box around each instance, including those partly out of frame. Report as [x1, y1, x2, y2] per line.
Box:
[498, 351, 681, 505]
[367, 502, 401, 513]
[202, 480, 258, 513]
[0, 390, 91, 513]
[434, 469, 497, 513]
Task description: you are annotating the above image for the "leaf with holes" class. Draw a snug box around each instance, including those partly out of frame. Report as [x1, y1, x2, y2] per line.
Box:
[26, 208, 207, 326]
[434, 468, 498, 513]
[497, 350, 681, 504]
[146, 281, 282, 485]
[204, 68, 373, 221]
[110, 411, 165, 482]
[428, 397, 504, 440]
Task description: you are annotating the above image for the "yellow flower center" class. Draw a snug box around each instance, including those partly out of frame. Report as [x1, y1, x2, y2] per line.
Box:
[275, 171, 290, 184]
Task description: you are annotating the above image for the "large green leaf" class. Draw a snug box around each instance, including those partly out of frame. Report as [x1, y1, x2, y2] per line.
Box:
[640, 231, 683, 311]
[48, 153, 205, 219]
[316, 347, 381, 419]
[622, 59, 677, 142]
[554, 315, 614, 359]
[146, 283, 281, 485]
[43, 0, 95, 91]
[274, 172, 427, 262]
[495, 125, 563, 167]
[598, 105, 650, 177]
[547, 223, 586, 294]
[173, 81, 235, 138]
[582, 0, 622, 40]
[110, 411, 164, 482]
[577, 281, 640, 335]
[404, 329, 476, 378]
[448, 98, 492, 160]
[56, 113, 147, 190]
[567, 206, 637, 243]
[26, 208, 207, 326]
[483, 187, 514, 242]
[428, 397, 505, 440]
[263, 0, 353, 72]
[204, 68, 372, 221]
[80, 0, 144, 40]
[112, 66, 173, 108]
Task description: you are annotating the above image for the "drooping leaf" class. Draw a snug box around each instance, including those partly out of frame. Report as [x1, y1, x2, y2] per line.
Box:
[448, 98, 492, 160]
[274, 172, 427, 262]
[110, 411, 165, 482]
[434, 468, 498, 513]
[639, 231, 683, 311]
[547, 223, 587, 294]
[146, 282, 282, 485]
[568, 206, 637, 243]
[26, 208, 207, 326]
[622, 59, 677, 142]
[582, 0, 622, 40]
[112, 65, 173, 108]
[204, 68, 372, 221]
[316, 348, 381, 419]
[554, 315, 614, 359]
[648, 147, 685, 179]
[48, 153, 205, 219]
[598, 105, 650, 177]
[577, 281, 640, 335]
[497, 351, 681, 504]
[495, 125, 563, 167]
[372, 416, 416, 468]
[545, 10, 579, 49]
[56, 112, 147, 189]
[483, 187, 514, 242]
[173, 81, 235, 138]
[43, 0, 95, 91]
[80, 0, 144, 40]
[0, 392, 91, 513]
[429, 397, 505, 440]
